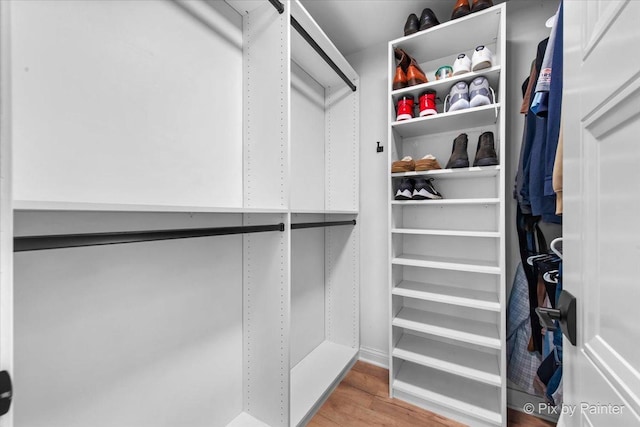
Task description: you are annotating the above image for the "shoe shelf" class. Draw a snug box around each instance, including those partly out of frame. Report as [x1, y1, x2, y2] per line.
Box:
[392, 307, 500, 349]
[391, 197, 499, 206]
[391, 103, 501, 138]
[393, 362, 502, 426]
[393, 333, 501, 386]
[388, 3, 506, 425]
[391, 165, 500, 179]
[392, 6, 502, 65]
[392, 254, 500, 275]
[391, 65, 501, 103]
[391, 228, 500, 238]
[393, 280, 500, 312]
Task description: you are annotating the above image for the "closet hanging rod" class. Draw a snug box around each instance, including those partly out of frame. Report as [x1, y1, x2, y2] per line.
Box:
[290, 16, 357, 92]
[14, 223, 286, 252]
[268, 0, 284, 14]
[291, 219, 356, 230]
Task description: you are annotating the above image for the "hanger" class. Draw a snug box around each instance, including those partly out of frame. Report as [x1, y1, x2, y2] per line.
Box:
[550, 237, 563, 260]
[527, 253, 551, 266]
[543, 270, 559, 284]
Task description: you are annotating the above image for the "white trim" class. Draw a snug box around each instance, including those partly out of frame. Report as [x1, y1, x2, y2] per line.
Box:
[507, 387, 558, 423]
[358, 346, 389, 369]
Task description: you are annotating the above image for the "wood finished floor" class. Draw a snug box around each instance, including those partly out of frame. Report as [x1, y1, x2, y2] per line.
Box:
[309, 361, 556, 427]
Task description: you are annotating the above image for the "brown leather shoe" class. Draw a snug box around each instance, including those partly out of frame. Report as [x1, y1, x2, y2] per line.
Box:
[407, 56, 428, 87]
[451, 0, 471, 20]
[393, 48, 410, 90]
[393, 66, 408, 90]
[471, 0, 493, 13]
[394, 48, 410, 71]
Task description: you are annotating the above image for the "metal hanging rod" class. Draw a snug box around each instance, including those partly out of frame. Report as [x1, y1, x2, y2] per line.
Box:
[290, 16, 357, 92]
[266, 1, 356, 92]
[291, 219, 356, 230]
[14, 223, 286, 252]
[268, 0, 284, 14]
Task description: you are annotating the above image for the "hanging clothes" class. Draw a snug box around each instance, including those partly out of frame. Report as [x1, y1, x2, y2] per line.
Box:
[516, 0, 563, 224]
[507, 263, 541, 394]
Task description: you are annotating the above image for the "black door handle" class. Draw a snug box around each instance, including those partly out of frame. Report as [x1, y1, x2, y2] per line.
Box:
[535, 290, 577, 346]
[0, 370, 12, 416]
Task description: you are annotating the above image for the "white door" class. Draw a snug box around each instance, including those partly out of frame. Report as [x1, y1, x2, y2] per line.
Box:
[562, 0, 640, 425]
[0, 1, 13, 426]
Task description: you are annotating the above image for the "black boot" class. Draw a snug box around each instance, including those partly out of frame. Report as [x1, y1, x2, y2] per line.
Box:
[418, 8, 440, 31]
[404, 13, 419, 36]
[473, 131, 499, 166]
[445, 133, 470, 169]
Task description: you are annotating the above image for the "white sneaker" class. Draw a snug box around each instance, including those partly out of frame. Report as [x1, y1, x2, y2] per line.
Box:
[471, 45, 494, 71]
[445, 81, 470, 112]
[452, 53, 471, 75]
[469, 76, 494, 108]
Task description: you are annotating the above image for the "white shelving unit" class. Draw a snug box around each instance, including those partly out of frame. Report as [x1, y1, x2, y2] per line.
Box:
[388, 4, 506, 426]
[2, 1, 359, 426]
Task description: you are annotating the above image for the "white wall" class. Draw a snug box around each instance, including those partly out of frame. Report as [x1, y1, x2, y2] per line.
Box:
[348, 0, 563, 370]
[347, 42, 389, 366]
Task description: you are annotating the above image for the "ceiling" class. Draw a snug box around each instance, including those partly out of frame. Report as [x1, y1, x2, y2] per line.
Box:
[299, 0, 506, 57]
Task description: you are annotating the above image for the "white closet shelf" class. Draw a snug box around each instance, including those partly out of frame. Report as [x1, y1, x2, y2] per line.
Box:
[391, 165, 500, 179]
[291, 341, 357, 427]
[393, 280, 500, 312]
[391, 66, 501, 102]
[291, 209, 359, 215]
[226, 413, 271, 427]
[392, 254, 500, 275]
[392, 307, 500, 349]
[393, 333, 501, 387]
[391, 104, 501, 138]
[391, 198, 499, 206]
[392, 5, 502, 64]
[13, 200, 288, 214]
[391, 228, 499, 238]
[393, 362, 502, 425]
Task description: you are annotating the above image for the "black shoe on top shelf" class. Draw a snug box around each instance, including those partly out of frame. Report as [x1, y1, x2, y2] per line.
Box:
[404, 13, 419, 36]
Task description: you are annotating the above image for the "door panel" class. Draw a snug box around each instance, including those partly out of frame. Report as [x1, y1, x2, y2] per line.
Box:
[564, 0, 640, 425]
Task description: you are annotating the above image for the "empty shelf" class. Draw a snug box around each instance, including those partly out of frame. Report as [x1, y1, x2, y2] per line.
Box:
[391, 104, 501, 138]
[391, 228, 499, 238]
[13, 200, 288, 214]
[392, 254, 500, 275]
[392, 307, 500, 349]
[393, 333, 501, 386]
[391, 165, 500, 179]
[290, 341, 358, 426]
[227, 413, 270, 427]
[393, 280, 500, 312]
[391, 198, 499, 206]
[393, 362, 502, 425]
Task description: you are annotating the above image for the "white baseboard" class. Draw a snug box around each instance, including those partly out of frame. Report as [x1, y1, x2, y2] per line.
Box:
[358, 346, 388, 369]
[508, 386, 559, 423]
[556, 413, 566, 427]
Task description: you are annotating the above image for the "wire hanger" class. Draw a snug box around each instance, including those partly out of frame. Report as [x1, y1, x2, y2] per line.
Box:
[550, 237, 563, 260]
